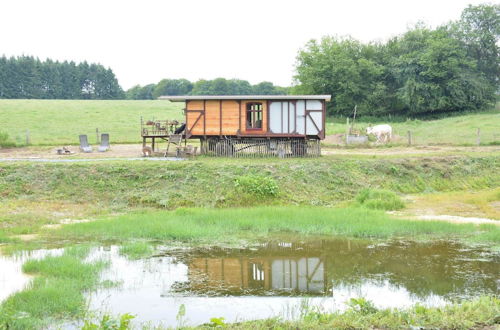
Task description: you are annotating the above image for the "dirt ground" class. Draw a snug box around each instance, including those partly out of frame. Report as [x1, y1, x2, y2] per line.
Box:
[1, 143, 499, 160]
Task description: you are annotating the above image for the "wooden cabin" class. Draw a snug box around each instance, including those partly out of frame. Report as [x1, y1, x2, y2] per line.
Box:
[159, 95, 331, 157]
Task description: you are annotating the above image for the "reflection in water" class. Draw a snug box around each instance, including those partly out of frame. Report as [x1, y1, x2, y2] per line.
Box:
[89, 239, 498, 326]
[176, 239, 499, 300]
[1, 239, 498, 327]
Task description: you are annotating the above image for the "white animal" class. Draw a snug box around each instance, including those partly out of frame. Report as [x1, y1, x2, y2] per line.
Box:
[366, 124, 393, 143]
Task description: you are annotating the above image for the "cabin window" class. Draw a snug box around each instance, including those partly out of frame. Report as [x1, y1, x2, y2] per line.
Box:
[246, 102, 263, 130]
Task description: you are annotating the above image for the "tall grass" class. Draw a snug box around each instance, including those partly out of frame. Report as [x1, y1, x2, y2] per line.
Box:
[214, 296, 500, 330]
[48, 207, 500, 245]
[355, 189, 405, 210]
[0, 246, 107, 329]
[119, 241, 154, 259]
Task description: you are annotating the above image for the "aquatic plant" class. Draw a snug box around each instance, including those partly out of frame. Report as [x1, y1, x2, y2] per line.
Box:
[0, 246, 108, 329]
[48, 206, 500, 245]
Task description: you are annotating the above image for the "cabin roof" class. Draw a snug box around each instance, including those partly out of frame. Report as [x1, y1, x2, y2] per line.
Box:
[158, 95, 331, 102]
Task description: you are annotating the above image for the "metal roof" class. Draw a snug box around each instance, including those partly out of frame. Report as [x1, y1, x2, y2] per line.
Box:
[158, 95, 331, 102]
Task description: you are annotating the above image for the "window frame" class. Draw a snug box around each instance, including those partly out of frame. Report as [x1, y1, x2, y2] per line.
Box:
[245, 102, 264, 131]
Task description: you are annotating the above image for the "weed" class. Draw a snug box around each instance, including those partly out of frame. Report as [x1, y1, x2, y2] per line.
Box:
[355, 189, 405, 210]
[0, 246, 108, 329]
[48, 207, 500, 245]
[234, 175, 279, 198]
[82, 313, 135, 330]
[119, 242, 154, 259]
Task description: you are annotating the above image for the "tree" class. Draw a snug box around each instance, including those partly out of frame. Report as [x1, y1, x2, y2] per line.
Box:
[152, 79, 193, 98]
[294, 37, 384, 116]
[0, 56, 124, 99]
[454, 4, 499, 91]
[390, 26, 491, 115]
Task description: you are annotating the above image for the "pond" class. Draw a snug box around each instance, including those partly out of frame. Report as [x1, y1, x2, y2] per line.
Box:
[1, 239, 499, 327]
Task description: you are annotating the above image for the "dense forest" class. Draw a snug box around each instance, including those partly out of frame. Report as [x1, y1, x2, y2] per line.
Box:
[294, 4, 500, 116]
[125, 78, 289, 99]
[0, 56, 124, 99]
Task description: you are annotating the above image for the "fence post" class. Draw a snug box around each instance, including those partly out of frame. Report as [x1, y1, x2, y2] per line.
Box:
[407, 130, 412, 146]
[476, 128, 481, 146]
[26, 129, 30, 145]
[96, 128, 100, 144]
[345, 117, 350, 144]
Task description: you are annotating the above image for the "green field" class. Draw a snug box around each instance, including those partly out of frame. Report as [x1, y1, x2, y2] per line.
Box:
[326, 107, 500, 146]
[0, 99, 183, 146]
[0, 99, 499, 146]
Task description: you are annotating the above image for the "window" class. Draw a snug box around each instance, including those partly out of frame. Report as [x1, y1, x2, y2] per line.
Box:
[246, 102, 263, 130]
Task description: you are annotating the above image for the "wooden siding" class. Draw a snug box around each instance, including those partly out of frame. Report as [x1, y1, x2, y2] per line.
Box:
[240, 100, 268, 135]
[221, 100, 240, 135]
[186, 100, 205, 135]
[205, 100, 220, 135]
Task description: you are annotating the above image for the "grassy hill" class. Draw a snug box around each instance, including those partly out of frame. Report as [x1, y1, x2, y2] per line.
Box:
[327, 108, 500, 146]
[0, 99, 184, 146]
[0, 99, 498, 146]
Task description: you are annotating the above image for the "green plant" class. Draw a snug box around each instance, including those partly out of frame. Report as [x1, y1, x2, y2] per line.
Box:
[0, 131, 15, 148]
[355, 188, 405, 210]
[208, 317, 227, 327]
[234, 175, 279, 198]
[347, 297, 378, 315]
[82, 313, 135, 330]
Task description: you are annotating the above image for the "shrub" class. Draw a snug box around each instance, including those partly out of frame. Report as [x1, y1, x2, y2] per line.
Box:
[355, 188, 405, 211]
[0, 131, 15, 148]
[234, 175, 279, 198]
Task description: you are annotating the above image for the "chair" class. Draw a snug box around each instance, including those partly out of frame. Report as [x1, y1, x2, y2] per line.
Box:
[79, 135, 92, 153]
[98, 133, 110, 152]
[165, 134, 183, 157]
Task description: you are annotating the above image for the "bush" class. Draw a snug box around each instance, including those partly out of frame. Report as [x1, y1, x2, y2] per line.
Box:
[234, 175, 279, 198]
[355, 189, 405, 211]
[0, 131, 15, 148]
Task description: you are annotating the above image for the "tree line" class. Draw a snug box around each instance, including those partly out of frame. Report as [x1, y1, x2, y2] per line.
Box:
[0, 56, 124, 99]
[125, 78, 289, 99]
[293, 4, 499, 117]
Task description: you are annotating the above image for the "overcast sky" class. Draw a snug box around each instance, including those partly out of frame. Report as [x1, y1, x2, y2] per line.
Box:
[0, 0, 490, 89]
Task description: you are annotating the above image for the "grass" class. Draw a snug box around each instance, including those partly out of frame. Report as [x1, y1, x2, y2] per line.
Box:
[0, 99, 498, 147]
[406, 187, 500, 220]
[355, 188, 405, 210]
[119, 241, 154, 259]
[326, 108, 500, 146]
[0, 99, 183, 146]
[199, 296, 500, 330]
[46, 207, 500, 245]
[0, 155, 498, 236]
[0, 245, 108, 329]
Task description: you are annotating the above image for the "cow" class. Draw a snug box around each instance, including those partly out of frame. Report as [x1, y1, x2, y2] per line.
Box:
[366, 124, 392, 143]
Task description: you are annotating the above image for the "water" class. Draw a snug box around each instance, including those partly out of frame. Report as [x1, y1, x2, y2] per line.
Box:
[1, 239, 499, 327]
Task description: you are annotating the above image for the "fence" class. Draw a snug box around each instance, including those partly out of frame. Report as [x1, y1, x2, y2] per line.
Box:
[204, 138, 321, 158]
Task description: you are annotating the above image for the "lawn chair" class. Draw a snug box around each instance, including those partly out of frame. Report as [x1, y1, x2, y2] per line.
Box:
[98, 133, 110, 152]
[165, 134, 183, 157]
[79, 135, 92, 153]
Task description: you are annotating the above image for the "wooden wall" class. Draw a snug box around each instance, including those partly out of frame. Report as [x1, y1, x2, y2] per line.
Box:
[240, 100, 267, 135]
[186, 99, 268, 137]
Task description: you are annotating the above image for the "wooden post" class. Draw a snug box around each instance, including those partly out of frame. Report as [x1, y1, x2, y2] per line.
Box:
[26, 129, 30, 145]
[407, 130, 412, 146]
[345, 117, 350, 144]
[476, 128, 481, 146]
[96, 128, 100, 144]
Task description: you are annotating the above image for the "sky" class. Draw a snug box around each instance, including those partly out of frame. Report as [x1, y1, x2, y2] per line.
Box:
[0, 0, 490, 89]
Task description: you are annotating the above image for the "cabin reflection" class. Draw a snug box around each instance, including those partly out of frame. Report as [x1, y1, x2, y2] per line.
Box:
[188, 256, 326, 295]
